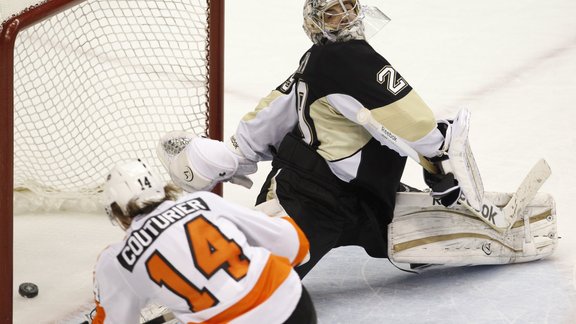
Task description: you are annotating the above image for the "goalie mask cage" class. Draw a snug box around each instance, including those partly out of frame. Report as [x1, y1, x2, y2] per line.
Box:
[0, 0, 224, 320]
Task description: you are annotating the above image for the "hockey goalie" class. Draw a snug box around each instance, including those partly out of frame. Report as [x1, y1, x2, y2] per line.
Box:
[154, 0, 557, 273]
[156, 125, 557, 271]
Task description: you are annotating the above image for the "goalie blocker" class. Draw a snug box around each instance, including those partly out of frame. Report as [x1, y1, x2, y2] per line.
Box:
[389, 190, 557, 266]
[157, 131, 257, 192]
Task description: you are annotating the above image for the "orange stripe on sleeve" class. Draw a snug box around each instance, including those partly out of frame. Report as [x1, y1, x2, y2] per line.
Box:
[199, 255, 292, 324]
[91, 300, 106, 324]
[281, 216, 310, 266]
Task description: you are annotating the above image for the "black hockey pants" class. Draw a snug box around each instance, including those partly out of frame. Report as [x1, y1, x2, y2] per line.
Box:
[257, 134, 392, 278]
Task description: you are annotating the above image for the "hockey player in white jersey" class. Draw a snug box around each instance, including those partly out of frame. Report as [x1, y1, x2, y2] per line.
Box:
[92, 159, 315, 323]
[158, 0, 557, 279]
[158, 0, 462, 279]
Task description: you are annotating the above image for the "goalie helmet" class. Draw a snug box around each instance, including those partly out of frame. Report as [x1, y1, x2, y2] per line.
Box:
[303, 0, 365, 45]
[103, 159, 165, 219]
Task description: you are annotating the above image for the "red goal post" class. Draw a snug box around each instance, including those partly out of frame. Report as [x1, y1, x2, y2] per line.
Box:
[0, 0, 224, 320]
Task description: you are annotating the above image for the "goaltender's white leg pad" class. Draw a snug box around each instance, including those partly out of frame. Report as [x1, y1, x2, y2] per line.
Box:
[389, 191, 557, 265]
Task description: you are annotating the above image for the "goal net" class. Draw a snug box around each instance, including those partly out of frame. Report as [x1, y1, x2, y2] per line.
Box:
[1, 0, 223, 321]
[3, 0, 223, 211]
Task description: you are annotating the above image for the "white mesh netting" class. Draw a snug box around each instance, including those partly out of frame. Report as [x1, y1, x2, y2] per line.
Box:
[9, 0, 217, 212]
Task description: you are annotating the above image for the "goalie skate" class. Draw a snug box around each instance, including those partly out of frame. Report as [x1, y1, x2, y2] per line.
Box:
[389, 191, 557, 266]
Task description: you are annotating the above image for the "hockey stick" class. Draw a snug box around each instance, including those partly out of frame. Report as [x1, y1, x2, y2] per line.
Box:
[355, 108, 551, 232]
[459, 159, 551, 230]
[79, 305, 175, 324]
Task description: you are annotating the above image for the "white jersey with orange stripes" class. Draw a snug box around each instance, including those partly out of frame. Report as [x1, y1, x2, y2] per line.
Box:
[92, 191, 309, 324]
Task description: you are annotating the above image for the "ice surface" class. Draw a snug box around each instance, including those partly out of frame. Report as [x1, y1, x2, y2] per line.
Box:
[13, 0, 576, 323]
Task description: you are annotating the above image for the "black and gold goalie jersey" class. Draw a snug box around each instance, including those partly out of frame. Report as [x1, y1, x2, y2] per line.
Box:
[232, 39, 444, 200]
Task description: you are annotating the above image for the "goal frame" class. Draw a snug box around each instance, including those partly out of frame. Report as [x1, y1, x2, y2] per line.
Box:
[0, 0, 224, 320]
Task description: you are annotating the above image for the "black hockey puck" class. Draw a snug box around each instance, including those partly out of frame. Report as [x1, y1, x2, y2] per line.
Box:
[18, 282, 39, 298]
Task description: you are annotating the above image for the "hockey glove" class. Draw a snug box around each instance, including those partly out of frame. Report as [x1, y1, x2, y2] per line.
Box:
[423, 156, 462, 208]
[157, 131, 254, 192]
[419, 117, 461, 207]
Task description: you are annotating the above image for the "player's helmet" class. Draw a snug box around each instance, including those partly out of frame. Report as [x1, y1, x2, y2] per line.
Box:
[103, 159, 165, 218]
[303, 0, 365, 45]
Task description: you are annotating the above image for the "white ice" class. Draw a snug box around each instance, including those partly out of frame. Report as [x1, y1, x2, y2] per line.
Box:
[13, 0, 576, 323]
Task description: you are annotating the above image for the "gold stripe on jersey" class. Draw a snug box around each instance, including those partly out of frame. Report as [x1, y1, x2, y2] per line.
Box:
[310, 97, 372, 161]
[371, 90, 436, 142]
[241, 90, 285, 122]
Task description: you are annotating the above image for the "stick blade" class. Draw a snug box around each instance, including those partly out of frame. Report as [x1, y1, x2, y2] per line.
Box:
[502, 159, 551, 223]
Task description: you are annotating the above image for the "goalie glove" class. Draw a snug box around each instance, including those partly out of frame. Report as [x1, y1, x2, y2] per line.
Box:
[157, 131, 253, 192]
[423, 163, 461, 207]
